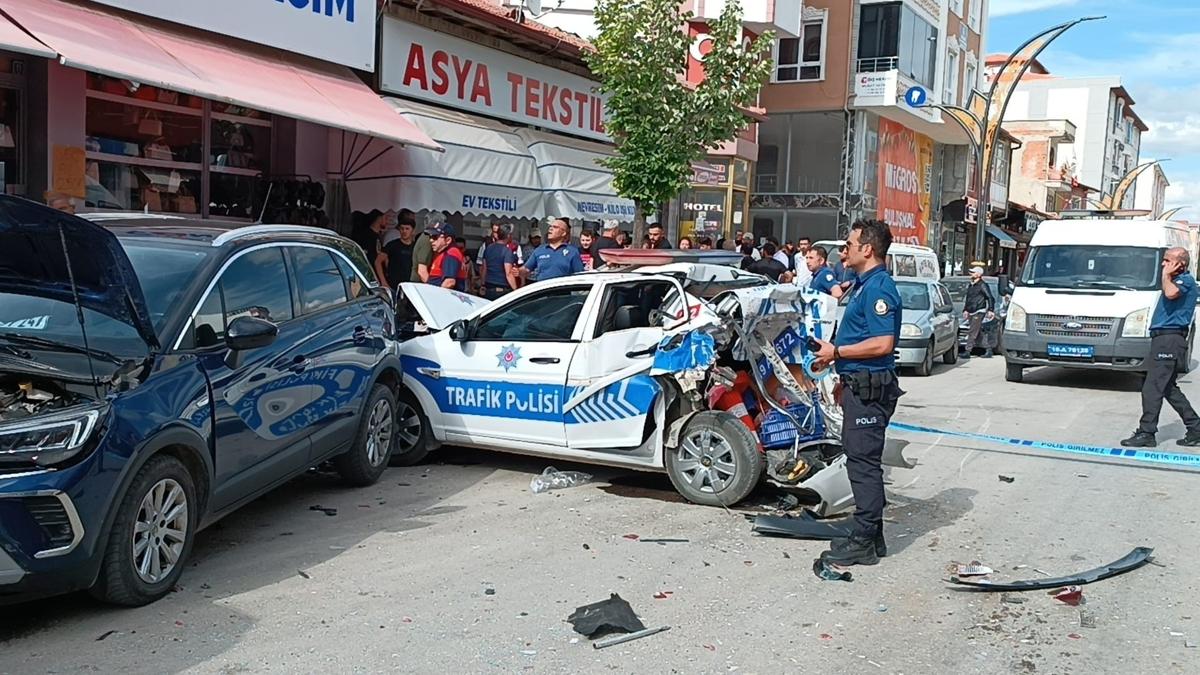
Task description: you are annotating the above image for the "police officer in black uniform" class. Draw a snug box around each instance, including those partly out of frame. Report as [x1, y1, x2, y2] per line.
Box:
[813, 219, 904, 566]
[1121, 246, 1200, 448]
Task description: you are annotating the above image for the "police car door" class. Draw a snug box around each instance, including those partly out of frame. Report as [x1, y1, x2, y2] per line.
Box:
[425, 283, 595, 448]
[564, 278, 684, 451]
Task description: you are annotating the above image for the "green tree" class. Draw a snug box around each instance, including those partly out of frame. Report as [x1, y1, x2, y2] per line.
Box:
[587, 0, 773, 238]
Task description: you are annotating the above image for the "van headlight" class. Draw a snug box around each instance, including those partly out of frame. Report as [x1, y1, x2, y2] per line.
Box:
[0, 405, 104, 466]
[1122, 308, 1151, 338]
[1006, 303, 1027, 333]
[900, 323, 923, 338]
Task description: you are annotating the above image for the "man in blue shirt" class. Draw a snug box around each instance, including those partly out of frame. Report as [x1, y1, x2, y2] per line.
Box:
[479, 227, 518, 300]
[812, 219, 903, 567]
[523, 217, 584, 282]
[806, 245, 845, 298]
[1122, 247, 1200, 448]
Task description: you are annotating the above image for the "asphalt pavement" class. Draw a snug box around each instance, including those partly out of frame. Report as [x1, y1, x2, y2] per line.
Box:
[2, 356, 1198, 674]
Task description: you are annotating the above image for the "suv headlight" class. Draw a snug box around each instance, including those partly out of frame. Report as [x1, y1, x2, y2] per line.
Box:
[0, 405, 104, 466]
[900, 323, 923, 338]
[1122, 308, 1151, 338]
[1006, 303, 1027, 333]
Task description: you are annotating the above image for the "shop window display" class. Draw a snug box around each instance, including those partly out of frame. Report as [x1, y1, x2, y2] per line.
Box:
[84, 74, 272, 218]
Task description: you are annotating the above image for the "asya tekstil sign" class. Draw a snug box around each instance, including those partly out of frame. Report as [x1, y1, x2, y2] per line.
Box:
[381, 19, 607, 142]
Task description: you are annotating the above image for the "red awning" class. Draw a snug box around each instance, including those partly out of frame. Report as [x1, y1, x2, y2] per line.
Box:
[1, 0, 442, 151]
[0, 9, 53, 58]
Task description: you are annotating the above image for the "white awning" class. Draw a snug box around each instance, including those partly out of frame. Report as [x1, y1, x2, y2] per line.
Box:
[517, 129, 636, 224]
[343, 98, 544, 220]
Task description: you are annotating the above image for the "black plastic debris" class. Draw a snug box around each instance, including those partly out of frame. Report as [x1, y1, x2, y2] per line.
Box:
[567, 593, 646, 637]
[812, 558, 853, 582]
[752, 513, 851, 541]
[949, 547, 1153, 591]
[998, 475, 1016, 483]
[639, 538, 689, 544]
[309, 505, 338, 516]
[95, 630, 117, 642]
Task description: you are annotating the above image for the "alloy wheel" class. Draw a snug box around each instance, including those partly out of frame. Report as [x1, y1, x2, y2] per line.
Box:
[132, 478, 189, 585]
[366, 398, 394, 467]
[676, 428, 737, 493]
[395, 400, 422, 454]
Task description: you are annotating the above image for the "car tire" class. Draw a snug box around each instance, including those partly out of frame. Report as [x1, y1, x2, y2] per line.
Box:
[90, 454, 197, 607]
[388, 389, 433, 467]
[1005, 362, 1024, 383]
[665, 411, 764, 507]
[334, 384, 396, 486]
[913, 340, 934, 376]
[943, 339, 959, 365]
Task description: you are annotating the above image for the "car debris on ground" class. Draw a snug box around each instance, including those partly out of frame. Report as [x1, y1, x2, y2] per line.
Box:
[567, 593, 645, 638]
[529, 467, 592, 494]
[948, 547, 1153, 591]
[1051, 585, 1084, 605]
[812, 557, 853, 582]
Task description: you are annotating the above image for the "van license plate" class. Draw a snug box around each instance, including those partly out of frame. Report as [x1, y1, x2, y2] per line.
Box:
[1048, 344, 1094, 358]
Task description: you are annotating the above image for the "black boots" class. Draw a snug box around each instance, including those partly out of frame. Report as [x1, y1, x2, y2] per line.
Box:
[1120, 432, 1157, 448]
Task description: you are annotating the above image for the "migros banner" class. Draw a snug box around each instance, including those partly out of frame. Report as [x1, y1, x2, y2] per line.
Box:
[876, 119, 933, 246]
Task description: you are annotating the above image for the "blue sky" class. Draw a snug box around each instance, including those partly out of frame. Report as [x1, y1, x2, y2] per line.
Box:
[987, 0, 1200, 220]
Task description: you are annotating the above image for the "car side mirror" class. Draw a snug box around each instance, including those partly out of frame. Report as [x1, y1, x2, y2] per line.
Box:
[372, 285, 394, 308]
[448, 319, 470, 342]
[225, 316, 279, 351]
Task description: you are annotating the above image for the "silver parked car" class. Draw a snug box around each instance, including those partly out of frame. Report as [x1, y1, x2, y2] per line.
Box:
[894, 277, 959, 376]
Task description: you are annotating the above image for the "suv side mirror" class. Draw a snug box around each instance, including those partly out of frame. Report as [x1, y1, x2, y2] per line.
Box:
[448, 319, 471, 342]
[226, 316, 279, 351]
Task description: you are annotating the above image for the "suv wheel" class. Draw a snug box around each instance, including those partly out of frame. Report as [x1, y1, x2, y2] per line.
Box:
[389, 389, 433, 466]
[90, 455, 196, 606]
[334, 384, 396, 486]
[665, 411, 764, 507]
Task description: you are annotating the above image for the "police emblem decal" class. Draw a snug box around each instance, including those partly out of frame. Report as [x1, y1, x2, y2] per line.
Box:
[496, 344, 523, 372]
[874, 299, 889, 315]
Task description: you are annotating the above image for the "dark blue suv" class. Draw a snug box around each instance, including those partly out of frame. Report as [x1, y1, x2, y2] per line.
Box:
[0, 196, 401, 606]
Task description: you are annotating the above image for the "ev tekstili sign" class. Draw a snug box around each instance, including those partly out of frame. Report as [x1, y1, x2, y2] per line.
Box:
[88, 0, 375, 70]
[381, 19, 608, 142]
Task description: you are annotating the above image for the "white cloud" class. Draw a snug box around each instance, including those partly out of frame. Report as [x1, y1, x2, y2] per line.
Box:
[1164, 176, 1200, 222]
[990, 0, 1081, 17]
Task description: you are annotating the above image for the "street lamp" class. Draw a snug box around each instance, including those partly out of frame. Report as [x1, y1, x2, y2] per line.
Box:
[918, 16, 1103, 261]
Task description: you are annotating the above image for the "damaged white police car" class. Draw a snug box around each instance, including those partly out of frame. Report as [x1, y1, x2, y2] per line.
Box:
[389, 250, 911, 510]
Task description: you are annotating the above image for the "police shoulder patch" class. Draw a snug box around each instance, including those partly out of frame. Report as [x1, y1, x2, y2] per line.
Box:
[874, 299, 889, 315]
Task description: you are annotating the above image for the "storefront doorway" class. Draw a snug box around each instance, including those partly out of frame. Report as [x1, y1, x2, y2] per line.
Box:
[0, 51, 27, 196]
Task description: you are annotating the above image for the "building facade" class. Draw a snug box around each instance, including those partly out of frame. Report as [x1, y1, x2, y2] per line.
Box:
[1134, 161, 1169, 219]
[988, 56, 1148, 208]
[752, 0, 988, 251]
[0, 0, 440, 229]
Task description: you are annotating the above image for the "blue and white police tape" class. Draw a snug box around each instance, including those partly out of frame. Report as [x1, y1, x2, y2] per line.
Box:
[890, 421, 1200, 470]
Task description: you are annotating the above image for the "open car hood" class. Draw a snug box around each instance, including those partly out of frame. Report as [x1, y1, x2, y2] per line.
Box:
[0, 196, 160, 351]
[396, 282, 490, 330]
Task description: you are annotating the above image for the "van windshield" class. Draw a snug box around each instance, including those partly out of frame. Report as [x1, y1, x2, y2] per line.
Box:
[1020, 245, 1162, 291]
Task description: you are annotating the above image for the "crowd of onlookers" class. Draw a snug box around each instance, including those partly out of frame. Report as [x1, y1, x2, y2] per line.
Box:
[350, 208, 855, 299]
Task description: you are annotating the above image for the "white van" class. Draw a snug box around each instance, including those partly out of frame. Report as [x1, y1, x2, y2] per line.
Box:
[813, 240, 940, 280]
[1003, 217, 1196, 382]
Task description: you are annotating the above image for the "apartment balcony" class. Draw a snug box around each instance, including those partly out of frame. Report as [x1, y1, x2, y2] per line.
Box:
[851, 58, 970, 145]
[686, 0, 802, 37]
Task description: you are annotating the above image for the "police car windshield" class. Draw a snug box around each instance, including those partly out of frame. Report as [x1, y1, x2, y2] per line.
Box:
[896, 281, 930, 311]
[1021, 245, 1161, 291]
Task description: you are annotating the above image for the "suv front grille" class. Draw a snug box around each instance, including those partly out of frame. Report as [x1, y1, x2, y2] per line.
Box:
[1033, 314, 1116, 339]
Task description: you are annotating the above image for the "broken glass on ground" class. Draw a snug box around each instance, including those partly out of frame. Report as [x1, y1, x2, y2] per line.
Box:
[530, 466, 593, 494]
[567, 593, 646, 638]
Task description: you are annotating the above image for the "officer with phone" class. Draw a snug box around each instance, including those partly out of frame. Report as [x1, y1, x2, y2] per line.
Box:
[1121, 246, 1200, 448]
[812, 219, 904, 567]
